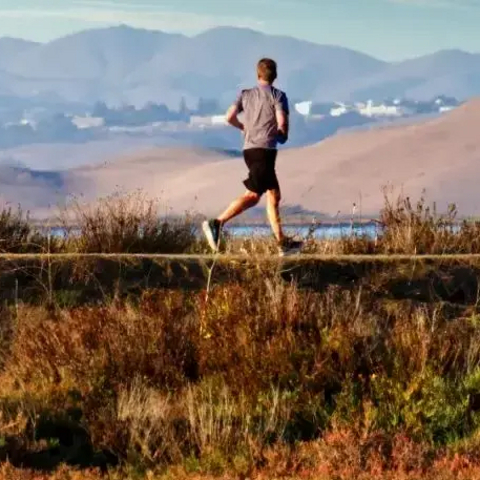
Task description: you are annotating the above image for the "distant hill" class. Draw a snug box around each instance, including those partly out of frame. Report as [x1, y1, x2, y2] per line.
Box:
[1, 26, 480, 105]
[0, 26, 382, 106]
[5, 101, 480, 218]
[334, 49, 480, 102]
[0, 165, 67, 215]
[0, 37, 39, 69]
[78, 99, 480, 217]
[6, 25, 182, 82]
[124, 26, 386, 106]
[276, 98, 480, 216]
[0, 147, 238, 215]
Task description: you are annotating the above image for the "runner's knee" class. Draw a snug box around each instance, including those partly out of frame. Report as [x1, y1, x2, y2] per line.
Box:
[244, 190, 261, 205]
[267, 189, 281, 206]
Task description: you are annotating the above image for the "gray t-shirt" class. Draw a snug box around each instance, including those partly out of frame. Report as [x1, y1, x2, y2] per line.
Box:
[234, 85, 289, 151]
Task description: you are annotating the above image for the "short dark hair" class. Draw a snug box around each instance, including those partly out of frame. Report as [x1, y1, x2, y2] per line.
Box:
[257, 58, 277, 84]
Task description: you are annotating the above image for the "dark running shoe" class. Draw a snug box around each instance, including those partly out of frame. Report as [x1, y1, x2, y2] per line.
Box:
[202, 219, 222, 252]
[278, 237, 303, 257]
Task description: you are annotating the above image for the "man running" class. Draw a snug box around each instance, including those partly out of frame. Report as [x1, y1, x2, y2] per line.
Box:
[202, 58, 303, 256]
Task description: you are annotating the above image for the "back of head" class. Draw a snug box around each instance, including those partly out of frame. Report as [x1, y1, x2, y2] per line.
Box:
[257, 58, 277, 84]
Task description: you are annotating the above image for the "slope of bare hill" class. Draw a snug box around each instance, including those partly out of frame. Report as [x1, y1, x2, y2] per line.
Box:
[275, 98, 480, 216]
[76, 100, 480, 217]
[3, 102, 480, 219]
[46, 147, 237, 216]
[0, 147, 236, 218]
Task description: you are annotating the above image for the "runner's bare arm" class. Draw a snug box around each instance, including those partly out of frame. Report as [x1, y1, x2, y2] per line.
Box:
[226, 105, 244, 131]
[276, 109, 289, 143]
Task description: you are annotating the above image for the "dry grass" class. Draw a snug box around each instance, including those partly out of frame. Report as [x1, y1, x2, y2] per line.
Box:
[3, 433, 480, 479]
[300, 191, 480, 256]
[0, 207, 61, 254]
[376, 190, 480, 255]
[2, 191, 480, 256]
[213, 191, 480, 257]
[2, 272, 480, 477]
[59, 193, 199, 254]
[3, 193, 480, 478]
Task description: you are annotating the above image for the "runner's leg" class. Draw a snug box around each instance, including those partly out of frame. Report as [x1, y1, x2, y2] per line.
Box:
[266, 188, 284, 243]
[217, 190, 260, 225]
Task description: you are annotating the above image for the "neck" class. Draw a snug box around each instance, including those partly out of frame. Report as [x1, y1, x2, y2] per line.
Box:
[258, 80, 272, 87]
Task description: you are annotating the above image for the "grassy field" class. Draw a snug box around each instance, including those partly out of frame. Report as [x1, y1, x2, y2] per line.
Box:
[2, 194, 480, 479]
[3, 190, 480, 257]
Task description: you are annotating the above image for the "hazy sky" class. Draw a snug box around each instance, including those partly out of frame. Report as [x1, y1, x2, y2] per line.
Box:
[0, 0, 480, 60]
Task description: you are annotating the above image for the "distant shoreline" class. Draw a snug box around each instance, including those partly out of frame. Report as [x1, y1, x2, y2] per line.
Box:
[29, 216, 380, 230]
[29, 216, 478, 231]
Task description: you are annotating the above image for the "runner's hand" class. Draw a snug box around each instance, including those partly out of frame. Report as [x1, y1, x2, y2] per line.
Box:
[277, 131, 288, 144]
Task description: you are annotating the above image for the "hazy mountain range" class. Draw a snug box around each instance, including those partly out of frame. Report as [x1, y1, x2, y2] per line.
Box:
[1, 25, 480, 107]
[4, 99, 480, 219]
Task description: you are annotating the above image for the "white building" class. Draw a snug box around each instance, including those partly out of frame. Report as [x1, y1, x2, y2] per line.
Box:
[330, 103, 351, 117]
[358, 100, 403, 118]
[190, 115, 226, 127]
[439, 106, 455, 113]
[72, 116, 105, 129]
[294, 101, 313, 116]
[211, 115, 227, 125]
[5, 119, 37, 129]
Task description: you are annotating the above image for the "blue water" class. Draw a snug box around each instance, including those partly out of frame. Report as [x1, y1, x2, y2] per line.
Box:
[227, 223, 378, 239]
[46, 223, 379, 240]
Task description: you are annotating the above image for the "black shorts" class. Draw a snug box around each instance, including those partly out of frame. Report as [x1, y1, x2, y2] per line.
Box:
[243, 148, 280, 195]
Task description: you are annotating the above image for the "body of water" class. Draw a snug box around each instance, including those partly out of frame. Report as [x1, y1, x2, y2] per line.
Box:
[46, 223, 379, 240]
[227, 223, 378, 239]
